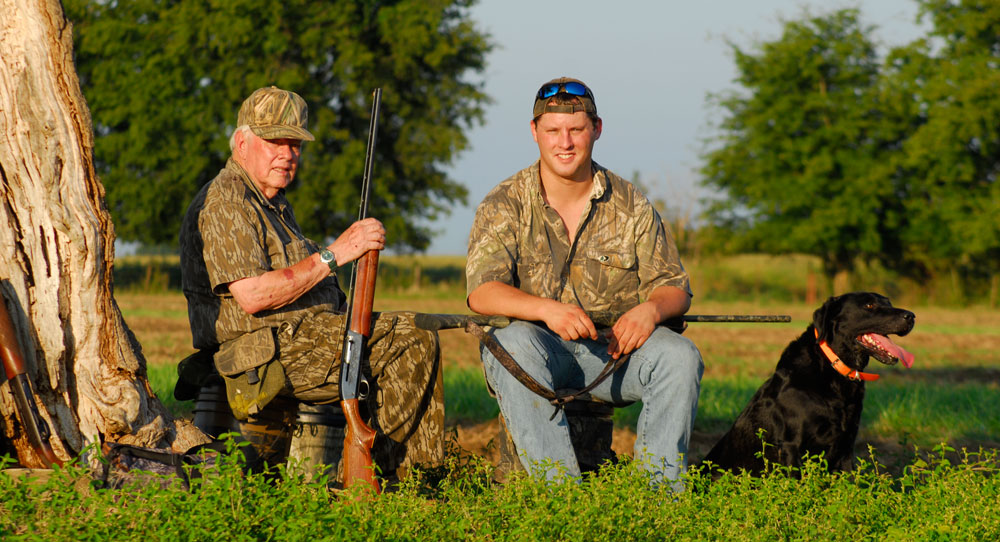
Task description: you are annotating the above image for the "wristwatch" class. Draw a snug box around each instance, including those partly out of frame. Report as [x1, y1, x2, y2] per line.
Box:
[319, 248, 337, 272]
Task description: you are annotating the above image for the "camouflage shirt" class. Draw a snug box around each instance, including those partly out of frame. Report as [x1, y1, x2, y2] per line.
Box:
[179, 159, 345, 366]
[466, 161, 691, 318]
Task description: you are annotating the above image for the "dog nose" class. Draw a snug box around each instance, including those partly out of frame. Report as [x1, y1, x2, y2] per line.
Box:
[903, 311, 915, 324]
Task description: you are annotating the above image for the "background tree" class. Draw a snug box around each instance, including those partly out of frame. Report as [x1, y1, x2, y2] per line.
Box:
[889, 0, 1000, 300]
[64, 0, 491, 251]
[699, 9, 895, 287]
[700, 4, 1000, 301]
[1, 0, 207, 466]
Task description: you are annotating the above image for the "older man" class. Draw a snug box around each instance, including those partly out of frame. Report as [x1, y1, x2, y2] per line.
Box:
[179, 86, 443, 476]
[466, 77, 703, 489]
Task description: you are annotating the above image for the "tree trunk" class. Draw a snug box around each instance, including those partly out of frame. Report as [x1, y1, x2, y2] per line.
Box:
[0, 0, 207, 467]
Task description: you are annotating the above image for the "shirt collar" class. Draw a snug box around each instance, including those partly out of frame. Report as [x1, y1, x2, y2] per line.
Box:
[226, 158, 288, 213]
[528, 160, 607, 203]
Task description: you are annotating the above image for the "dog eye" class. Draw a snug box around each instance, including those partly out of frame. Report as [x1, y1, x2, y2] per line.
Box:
[864, 303, 877, 310]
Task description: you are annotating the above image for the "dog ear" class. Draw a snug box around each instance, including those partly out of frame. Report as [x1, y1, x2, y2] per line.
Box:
[812, 296, 837, 342]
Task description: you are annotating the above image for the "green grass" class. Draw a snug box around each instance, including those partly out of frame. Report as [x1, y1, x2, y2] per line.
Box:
[443, 367, 500, 425]
[148, 363, 192, 419]
[866, 382, 1000, 444]
[3, 447, 999, 540]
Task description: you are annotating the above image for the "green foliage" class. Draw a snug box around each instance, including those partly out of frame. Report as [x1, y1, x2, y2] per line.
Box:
[443, 366, 499, 424]
[147, 361, 192, 418]
[701, 9, 891, 279]
[701, 5, 1000, 289]
[3, 448, 1000, 539]
[889, 0, 1000, 286]
[64, 0, 491, 250]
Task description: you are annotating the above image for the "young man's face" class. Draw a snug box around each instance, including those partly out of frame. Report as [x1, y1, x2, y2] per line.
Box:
[235, 130, 302, 198]
[531, 111, 602, 184]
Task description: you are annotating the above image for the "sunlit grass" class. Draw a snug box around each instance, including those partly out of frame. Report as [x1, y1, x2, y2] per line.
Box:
[119, 252, 1000, 474]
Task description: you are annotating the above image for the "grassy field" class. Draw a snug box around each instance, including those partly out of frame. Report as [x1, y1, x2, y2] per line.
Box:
[120, 269, 1000, 472]
[4, 255, 998, 539]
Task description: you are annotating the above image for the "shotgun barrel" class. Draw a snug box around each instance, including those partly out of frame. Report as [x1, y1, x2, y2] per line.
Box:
[413, 312, 790, 331]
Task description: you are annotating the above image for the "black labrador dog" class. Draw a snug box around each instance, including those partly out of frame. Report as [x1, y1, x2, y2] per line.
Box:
[702, 292, 915, 475]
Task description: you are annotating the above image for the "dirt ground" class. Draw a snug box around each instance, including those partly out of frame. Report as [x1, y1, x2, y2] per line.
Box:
[453, 418, 1000, 478]
[452, 417, 720, 469]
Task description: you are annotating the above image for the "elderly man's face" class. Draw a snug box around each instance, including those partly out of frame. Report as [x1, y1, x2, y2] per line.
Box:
[235, 130, 302, 198]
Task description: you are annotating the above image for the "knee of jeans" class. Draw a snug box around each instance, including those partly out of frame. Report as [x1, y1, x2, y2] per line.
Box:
[645, 330, 704, 381]
[492, 321, 550, 357]
[482, 321, 554, 378]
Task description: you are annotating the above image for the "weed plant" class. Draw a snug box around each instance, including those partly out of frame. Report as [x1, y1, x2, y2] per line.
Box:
[3, 443, 999, 540]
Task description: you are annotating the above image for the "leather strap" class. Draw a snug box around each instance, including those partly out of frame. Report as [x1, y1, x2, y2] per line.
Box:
[465, 321, 630, 419]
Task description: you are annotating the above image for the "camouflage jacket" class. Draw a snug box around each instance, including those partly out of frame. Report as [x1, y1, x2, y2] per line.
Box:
[179, 159, 345, 376]
[466, 161, 690, 318]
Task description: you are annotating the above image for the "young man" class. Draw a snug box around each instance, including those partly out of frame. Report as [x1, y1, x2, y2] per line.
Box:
[179, 86, 443, 477]
[466, 77, 703, 489]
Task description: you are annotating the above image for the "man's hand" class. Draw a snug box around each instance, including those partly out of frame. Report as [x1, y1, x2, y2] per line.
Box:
[542, 300, 598, 342]
[606, 302, 658, 359]
[330, 217, 385, 265]
[606, 286, 692, 359]
[468, 282, 598, 341]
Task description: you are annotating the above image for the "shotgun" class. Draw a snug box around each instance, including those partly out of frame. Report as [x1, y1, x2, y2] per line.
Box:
[339, 88, 382, 494]
[413, 312, 791, 331]
[0, 295, 62, 467]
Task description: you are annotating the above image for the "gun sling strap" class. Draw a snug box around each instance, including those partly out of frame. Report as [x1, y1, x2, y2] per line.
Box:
[464, 320, 629, 420]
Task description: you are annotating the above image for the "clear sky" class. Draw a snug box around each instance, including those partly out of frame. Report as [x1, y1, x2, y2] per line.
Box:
[424, 0, 927, 255]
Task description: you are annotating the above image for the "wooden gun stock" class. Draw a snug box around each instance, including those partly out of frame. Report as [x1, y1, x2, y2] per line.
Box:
[339, 397, 379, 492]
[0, 297, 62, 467]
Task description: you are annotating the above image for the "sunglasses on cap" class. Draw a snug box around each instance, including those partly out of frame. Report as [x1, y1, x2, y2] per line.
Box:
[536, 81, 593, 100]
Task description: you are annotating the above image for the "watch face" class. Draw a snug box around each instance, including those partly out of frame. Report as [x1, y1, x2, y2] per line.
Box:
[321, 249, 336, 268]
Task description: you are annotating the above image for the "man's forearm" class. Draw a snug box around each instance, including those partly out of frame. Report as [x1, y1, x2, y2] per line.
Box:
[645, 285, 692, 323]
[468, 281, 556, 321]
[228, 252, 331, 314]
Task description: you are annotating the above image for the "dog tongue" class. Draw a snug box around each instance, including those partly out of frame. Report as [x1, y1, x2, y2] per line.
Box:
[865, 333, 915, 368]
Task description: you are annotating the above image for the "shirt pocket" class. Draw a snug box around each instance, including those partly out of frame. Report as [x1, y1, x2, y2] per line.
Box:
[585, 247, 640, 307]
[516, 251, 557, 298]
[214, 327, 277, 376]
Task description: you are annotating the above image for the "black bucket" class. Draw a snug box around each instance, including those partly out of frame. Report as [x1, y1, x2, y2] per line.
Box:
[191, 380, 238, 438]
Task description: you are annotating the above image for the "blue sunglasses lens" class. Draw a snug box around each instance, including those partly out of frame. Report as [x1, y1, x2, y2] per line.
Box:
[561, 82, 588, 97]
[537, 84, 561, 99]
[537, 82, 589, 99]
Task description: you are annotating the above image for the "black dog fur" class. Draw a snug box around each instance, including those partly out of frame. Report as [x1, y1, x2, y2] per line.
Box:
[702, 292, 915, 475]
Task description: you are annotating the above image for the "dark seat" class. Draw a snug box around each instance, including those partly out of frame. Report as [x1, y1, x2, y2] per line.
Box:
[178, 349, 348, 476]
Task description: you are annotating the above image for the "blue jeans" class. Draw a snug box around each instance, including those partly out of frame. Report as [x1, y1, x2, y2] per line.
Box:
[482, 321, 703, 489]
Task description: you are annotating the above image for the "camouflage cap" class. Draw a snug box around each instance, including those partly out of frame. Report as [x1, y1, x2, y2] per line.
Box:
[237, 86, 315, 141]
[532, 77, 597, 118]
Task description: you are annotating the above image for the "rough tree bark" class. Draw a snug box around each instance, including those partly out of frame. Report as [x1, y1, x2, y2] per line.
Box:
[0, 0, 208, 467]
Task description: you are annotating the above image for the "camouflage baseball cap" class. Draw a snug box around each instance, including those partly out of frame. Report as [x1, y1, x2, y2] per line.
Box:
[237, 86, 315, 141]
[532, 77, 597, 118]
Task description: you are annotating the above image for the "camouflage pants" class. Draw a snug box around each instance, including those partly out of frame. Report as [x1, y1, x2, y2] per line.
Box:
[277, 310, 444, 477]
